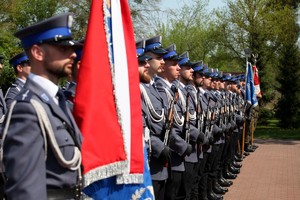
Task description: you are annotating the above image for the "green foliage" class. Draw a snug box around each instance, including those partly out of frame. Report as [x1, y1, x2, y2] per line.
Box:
[9, 0, 59, 30]
[0, 65, 16, 94]
[129, 0, 162, 39]
[255, 127, 300, 140]
[274, 10, 300, 129]
[0, 0, 90, 89]
[258, 107, 274, 126]
[157, 0, 217, 63]
[255, 119, 300, 140]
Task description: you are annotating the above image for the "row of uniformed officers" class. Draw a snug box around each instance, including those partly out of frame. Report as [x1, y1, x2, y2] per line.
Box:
[0, 12, 258, 200]
[137, 35, 257, 200]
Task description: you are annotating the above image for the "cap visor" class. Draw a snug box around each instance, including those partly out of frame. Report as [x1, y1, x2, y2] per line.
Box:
[193, 66, 204, 72]
[151, 48, 168, 55]
[179, 61, 193, 67]
[138, 55, 152, 62]
[46, 40, 83, 48]
[165, 55, 182, 61]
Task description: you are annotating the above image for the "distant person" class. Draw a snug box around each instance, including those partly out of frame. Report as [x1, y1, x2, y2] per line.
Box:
[63, 40, 84, 111]
[5, 52, 31, 109]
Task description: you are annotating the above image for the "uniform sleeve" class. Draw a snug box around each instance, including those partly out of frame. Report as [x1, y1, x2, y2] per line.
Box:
[188, 124, 200, 143]
[3, 101, 47, 200]
[150, 135, 165, 158]
[141, 98, 165, 158]
[5, 87, 19, 110]
[0, 90, 6, 119]
[170, 124, 188, 156]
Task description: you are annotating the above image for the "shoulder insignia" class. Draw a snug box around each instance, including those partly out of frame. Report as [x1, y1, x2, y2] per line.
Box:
[15, 89, 33, 102]
[41, 93, 50, 102]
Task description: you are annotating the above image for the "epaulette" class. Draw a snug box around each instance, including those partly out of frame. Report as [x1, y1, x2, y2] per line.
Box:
[185, 85, 194, 93]
[15, 89, 33, 102]
[11, 83, 19, 88]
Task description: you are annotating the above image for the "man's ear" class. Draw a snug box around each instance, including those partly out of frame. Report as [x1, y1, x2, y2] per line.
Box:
[160, 64, 166, 72]
[31, 44, 44, 61]
[16, 65, 23, 73]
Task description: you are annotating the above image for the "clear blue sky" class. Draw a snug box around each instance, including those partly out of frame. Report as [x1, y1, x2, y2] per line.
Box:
[160, 0, 226, 11]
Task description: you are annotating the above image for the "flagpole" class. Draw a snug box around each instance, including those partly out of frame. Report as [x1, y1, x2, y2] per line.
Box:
[250, 53, 258, 146]
[242, 48, 251, 156]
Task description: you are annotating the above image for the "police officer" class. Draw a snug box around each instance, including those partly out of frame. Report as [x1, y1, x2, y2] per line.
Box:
[5, 52, 31, 109]
[64, 40, 84, 111]
[216, 73, 236, 188]
[142, 36, 169, 200]
[177, 51, 206, 199]
[209, 71, 230, 195]
[189, 61, 209, 200]
[155, 45, 192, 200]
[195, 66, 223, 200]
[1, 13, 82, 200]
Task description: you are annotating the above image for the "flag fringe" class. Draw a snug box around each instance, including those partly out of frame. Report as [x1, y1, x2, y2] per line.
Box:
[84, 160, 128, 187]
[116, 173, 143, 185]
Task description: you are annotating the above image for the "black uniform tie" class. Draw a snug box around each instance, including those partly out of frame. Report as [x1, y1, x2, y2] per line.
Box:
[56, 89, 68, 114]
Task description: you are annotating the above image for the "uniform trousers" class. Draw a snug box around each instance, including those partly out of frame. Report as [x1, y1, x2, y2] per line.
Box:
[189, 161, 201, 200]
[206, 144, 221, 194]
[197, 151, 210, 199]
[250, 106, 259, 145]
[182, 162, 198, 200]
[152, 180, 166, 200]
[221, 133, 231, 166]
[230, 131, 239, 161]
[165, 171, 183, 200]
[244, 118, 251, 145]
[214, 143, 225, 179]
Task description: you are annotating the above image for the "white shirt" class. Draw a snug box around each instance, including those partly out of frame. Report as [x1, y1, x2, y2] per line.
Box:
[28, 73, 59, 105]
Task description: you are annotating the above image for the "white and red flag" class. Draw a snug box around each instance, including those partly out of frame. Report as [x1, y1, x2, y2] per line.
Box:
[252, 65, 262, 97]
[73, 0, 153, 199]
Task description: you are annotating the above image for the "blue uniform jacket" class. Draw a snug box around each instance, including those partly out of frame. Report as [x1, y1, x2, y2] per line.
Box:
[155, 77, 188, 172]
[178, 82, 202, 163]
[140, 83, 168, 180]
[2, 78, 82, 200]
[5, 78, 25, 110]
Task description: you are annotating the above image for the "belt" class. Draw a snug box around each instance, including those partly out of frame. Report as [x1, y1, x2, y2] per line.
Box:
[47, 188, 79, 200]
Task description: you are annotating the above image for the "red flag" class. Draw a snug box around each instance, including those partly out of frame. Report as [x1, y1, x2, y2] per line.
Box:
[73, 0, 144, 187]
[252, 65, 262, 97]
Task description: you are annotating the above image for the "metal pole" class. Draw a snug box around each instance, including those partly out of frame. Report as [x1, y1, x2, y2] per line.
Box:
[242, 48, 251, 156]
[250, 53, 258, 146]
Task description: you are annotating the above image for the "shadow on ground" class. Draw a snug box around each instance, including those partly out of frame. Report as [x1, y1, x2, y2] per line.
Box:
[254, 138, 300, 145]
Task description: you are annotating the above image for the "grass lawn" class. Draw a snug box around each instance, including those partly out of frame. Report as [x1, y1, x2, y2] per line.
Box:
[254, 119, 300, 140]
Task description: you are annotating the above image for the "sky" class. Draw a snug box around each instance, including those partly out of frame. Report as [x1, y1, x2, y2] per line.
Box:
[160, 0, 226, 11]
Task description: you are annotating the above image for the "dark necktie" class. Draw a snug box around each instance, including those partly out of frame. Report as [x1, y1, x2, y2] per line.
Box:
[56, 89, 69, 115]
[152, 81, 157, 89]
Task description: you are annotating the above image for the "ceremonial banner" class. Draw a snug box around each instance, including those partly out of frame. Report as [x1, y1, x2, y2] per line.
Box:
[252, 65, 262, 97]
[245, 62, 258, 108]
[73, 0, 153, 199]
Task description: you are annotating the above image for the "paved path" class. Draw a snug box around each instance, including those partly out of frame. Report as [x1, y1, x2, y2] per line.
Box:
[223, 139, 300, 200]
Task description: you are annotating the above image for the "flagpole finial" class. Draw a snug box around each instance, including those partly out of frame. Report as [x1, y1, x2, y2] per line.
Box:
[252, 53, 258, 65]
